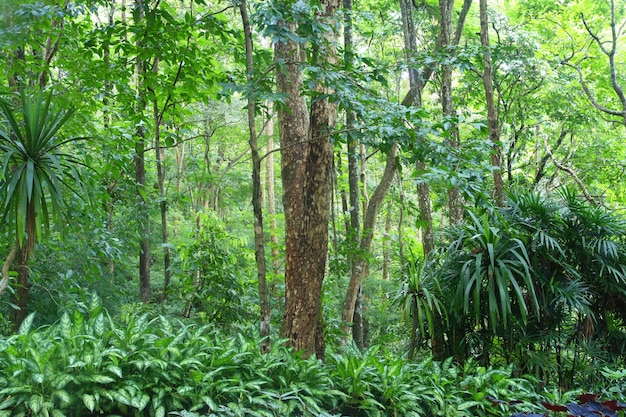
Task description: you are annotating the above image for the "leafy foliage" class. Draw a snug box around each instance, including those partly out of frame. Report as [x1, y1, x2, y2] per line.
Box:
[0, 299, 561, 417]
[0, 88, 87, 249]
[173, 213, 256, 327]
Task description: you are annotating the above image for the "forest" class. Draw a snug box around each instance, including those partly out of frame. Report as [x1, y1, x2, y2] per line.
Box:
[1, 0, 626, 415]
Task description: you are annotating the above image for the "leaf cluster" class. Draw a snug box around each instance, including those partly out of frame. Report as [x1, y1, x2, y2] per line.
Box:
[0, 89, 88, 249]
[0, 295, 561, 417]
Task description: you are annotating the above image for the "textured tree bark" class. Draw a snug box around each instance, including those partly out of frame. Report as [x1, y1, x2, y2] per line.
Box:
[276, 23, 313, 356]
[0, 244, 18, 299]
[240, 0, 271, 352]
[479, 0, 505, 206]
[277, 0, 339, 359]
[11, 241, 31, 331]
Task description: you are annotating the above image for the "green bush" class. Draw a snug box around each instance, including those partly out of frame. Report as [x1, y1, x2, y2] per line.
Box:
[1, 297, 616, 417]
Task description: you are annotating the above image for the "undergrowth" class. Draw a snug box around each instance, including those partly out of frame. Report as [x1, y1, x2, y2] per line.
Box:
[0, 295, 622, 417]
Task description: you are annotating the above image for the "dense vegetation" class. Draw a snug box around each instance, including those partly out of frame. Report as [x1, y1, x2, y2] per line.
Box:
[1, 0, 626, 415]
[1, 297, 624, 416]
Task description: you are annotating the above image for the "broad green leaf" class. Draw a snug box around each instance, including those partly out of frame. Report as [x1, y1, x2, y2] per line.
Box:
[60, 313, 71, 339]
[53, 390, 71, 406]
[28, 395, 43, 413]
[18, 313, 35, 335]
[83, 394, 96, 412]
[90, 374, 115, 384]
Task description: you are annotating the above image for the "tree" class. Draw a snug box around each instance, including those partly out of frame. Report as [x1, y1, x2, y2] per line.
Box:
[341, 144, 398, 345]
[563, 0, 626, 129]
[133, 0, 151, 303]
[239, 0, 271, 352]
[275, 0, 339, 358]
[0, 88, 87, 329]
[439, 0, 465, 223]
[479, 0, 505, 206]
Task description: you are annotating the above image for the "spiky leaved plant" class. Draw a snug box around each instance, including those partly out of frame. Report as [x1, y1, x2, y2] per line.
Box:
[0, 88, 87, 329]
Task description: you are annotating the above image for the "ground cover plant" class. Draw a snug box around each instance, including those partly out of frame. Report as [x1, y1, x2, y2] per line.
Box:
[0, 296, 574, 417]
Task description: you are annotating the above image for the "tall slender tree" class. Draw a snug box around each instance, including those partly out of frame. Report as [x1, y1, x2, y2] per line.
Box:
[479, 0, 505, 206]
[440, 0, 464, 222]
[239, 0, 271, 352]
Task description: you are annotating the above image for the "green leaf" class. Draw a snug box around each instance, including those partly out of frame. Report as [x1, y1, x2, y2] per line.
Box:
[53, 390, 71, 406]
[60, 313, 71, 339]
[18, 313, 35, 334]
[134, 394, 150, 411]
[107, 365, 123, 378]
[90, 375, 115, 384]
[83, 394, 96, 412]
[0, 396, 17, 410]
[28, 395, 43, 413]
[190, 370, 203, 383]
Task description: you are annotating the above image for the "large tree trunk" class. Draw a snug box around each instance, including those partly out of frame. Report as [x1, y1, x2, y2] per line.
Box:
[275, 25, 314, 356]
[479, 0, 505, 206]
[240, 0, 271, 352]
[277, 0, 339, 359]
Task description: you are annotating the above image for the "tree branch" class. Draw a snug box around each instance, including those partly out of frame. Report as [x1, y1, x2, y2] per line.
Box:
[544, 135, 598, 206]
[0, 244, 18, 298]
[562, 61, 624, 117]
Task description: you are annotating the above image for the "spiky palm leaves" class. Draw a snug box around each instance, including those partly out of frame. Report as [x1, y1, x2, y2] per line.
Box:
[0, 88, 86, 326]
[428, 189, 626, 369]
[0, 89, 85, 250]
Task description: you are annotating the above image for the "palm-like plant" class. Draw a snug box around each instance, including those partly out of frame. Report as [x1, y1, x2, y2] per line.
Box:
[453, 211, 539, 333]
[393, 251, 445, 359]
[0, 88, 86, 329]
[502, 189, 626, 383]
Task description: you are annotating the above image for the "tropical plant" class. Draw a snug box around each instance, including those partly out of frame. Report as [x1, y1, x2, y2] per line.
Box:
[433, 209, 539, 362]
[503, 189, 626, 386]
[393, 251, 445, 359]
[0, 88, 88, 329]
[173, 212, 256, 328]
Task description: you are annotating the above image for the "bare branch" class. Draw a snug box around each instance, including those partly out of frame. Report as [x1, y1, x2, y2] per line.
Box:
[581, 13, 611, 56]
[562, 61, 625, 117]
[544, 135, 599, 206]
[0, 244, 18, 298]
